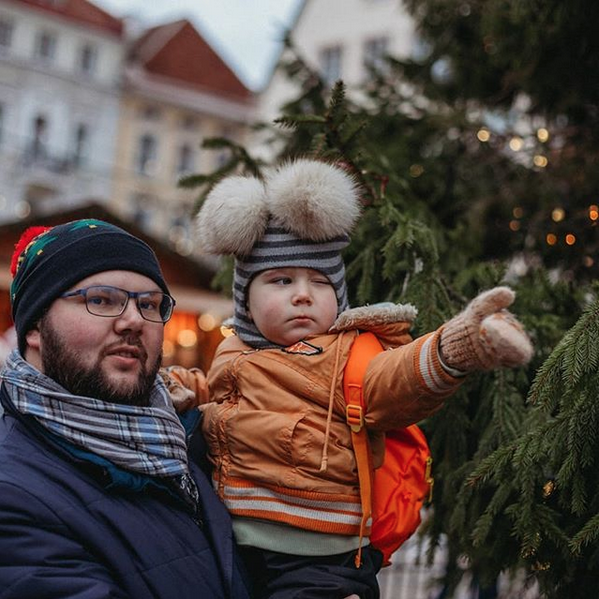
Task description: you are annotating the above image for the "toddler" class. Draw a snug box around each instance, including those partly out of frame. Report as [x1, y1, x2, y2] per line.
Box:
[176, 158, 533, 599]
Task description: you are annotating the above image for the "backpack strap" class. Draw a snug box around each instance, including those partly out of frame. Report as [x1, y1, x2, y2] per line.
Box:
[343, 331, 384, 568]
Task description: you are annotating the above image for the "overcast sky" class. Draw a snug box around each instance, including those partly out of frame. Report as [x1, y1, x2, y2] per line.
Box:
[92, 0, 303, 91]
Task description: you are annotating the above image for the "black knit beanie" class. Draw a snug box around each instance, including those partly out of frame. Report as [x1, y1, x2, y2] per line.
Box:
[10, 219, 170, 351]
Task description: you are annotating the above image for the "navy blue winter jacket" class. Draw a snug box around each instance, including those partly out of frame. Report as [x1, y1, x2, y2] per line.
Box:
[0, 388, 252, 599]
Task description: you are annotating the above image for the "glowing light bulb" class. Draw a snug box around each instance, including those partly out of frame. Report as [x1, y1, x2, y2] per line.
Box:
[477, 128, 490, 142]
[177, 329, 198, 348]
[537, 128, 549, 143]
[509, 137, 523, 151]
[198, 313, 217, 332]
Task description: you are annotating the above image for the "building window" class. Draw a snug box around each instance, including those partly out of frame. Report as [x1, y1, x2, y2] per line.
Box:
[72, 123, 88, 167]
[78, 43, 97, 75]
[179, 114, 198, 129]
[319, 45, 343, 86]
[136, 133, 157, 176]
[140, 105, 161, 121]
[176, 143, 195, 177]
[363, 37, 389, 75]
[34, 30, 57, 61]
[29, 114, 48, 161]
[0, 17, 14, 50]
[132, 193, 154, 229]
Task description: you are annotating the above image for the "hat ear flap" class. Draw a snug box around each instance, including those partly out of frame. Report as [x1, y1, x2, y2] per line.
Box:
[266, 159, 361, 241]
[195, 176, 269, 256]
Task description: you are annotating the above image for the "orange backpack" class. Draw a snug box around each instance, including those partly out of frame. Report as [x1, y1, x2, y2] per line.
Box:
[343, 331, 433, 567]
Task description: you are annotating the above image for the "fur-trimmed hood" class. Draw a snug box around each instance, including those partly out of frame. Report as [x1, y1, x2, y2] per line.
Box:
[331, 302, 418, 332]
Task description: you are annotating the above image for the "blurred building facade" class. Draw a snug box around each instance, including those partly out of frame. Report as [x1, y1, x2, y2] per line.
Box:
[111, 18, 254, 254]
[0, 0, 124, 222]
[0, 0, 255, 259]
[255, 0, 422, 143]
[0, 0, 253, 367]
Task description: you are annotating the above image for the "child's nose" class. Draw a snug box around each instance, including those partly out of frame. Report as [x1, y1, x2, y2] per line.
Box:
[292, 282, 312, 304]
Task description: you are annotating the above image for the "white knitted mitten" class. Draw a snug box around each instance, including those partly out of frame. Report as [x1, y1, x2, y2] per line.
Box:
[439, 286, 533, 372]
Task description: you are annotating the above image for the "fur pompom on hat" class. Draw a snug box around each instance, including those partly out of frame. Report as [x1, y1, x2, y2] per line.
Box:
[195, 159, 362, 348]
[265, 158, 361, 242]
[196, 175, 269, 256]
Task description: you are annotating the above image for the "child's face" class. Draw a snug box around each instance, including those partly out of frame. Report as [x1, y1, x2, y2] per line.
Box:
[247, 267, 338, 347]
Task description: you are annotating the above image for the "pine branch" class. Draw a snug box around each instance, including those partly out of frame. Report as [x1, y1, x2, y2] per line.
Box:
[570, 512, 599, 555]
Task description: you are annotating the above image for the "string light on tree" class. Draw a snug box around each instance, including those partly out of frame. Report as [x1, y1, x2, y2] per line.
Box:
[477, 128, 490, 142]
[509, 136, 523, 151]
[537, 128, 549, 142]
[409, 164, 424, 177]
[552, 208, 565, 222]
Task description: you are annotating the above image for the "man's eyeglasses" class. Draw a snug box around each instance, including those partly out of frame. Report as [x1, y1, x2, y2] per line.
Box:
[60, 285, 176, 323]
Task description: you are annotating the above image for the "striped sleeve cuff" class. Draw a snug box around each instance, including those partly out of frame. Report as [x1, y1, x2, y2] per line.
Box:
[413, 330, 466, 395]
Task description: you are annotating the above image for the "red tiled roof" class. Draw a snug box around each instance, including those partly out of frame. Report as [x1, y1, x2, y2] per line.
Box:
[8, 0, 123, 36]
[130, 19, 251, 100]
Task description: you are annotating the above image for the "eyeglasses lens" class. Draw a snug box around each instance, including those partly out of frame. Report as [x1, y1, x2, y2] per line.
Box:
[86, 287, 127, 317]
[137, 292, 173, 323]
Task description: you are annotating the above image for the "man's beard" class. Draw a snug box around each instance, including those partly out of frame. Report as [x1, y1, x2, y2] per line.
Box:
[39, 318, 162, 407]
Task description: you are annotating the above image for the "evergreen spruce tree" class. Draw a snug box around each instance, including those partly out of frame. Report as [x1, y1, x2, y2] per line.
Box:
[182, 1, 599, 594]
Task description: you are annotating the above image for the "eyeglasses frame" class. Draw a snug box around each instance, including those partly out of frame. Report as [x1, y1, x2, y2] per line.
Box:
[60, 285, 176, 323]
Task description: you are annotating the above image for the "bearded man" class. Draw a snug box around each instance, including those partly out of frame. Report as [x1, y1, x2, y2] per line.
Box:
[0, 219, 251, 599]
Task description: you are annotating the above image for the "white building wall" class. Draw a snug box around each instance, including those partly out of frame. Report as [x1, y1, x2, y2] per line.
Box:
[256, 0, 418, 131]
[0, 0, 124, 221]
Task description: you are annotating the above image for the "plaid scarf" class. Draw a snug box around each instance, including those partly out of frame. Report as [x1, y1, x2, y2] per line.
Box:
[1, 350, 193, 482]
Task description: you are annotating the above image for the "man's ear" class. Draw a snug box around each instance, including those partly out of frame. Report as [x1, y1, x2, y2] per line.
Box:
[25, 326, 41, 350]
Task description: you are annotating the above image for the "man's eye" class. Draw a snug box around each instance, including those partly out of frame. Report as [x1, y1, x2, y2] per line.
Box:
[139, 299, 159, 311]
[88, 294, 112, 305]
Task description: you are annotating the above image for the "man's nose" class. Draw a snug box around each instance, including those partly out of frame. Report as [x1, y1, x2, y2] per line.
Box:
[114, 298, 145, 331]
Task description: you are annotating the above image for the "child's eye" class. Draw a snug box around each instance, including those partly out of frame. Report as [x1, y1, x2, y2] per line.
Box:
[272, 277, 292, 285]
[313, 278, 331, 285]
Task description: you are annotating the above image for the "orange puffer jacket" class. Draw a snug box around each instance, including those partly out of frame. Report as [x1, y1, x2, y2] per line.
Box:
[195, 305, 464, 538]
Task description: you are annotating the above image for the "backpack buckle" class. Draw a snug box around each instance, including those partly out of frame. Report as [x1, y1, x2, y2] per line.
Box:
[346, 404, 364, 432]
[425, 456, 434, 502]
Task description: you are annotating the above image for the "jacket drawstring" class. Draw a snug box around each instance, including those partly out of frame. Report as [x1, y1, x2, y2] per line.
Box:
[319, 331, 345, 472]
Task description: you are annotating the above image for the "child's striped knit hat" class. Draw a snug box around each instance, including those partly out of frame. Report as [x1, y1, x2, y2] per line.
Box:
[195, 159, 361, 348]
